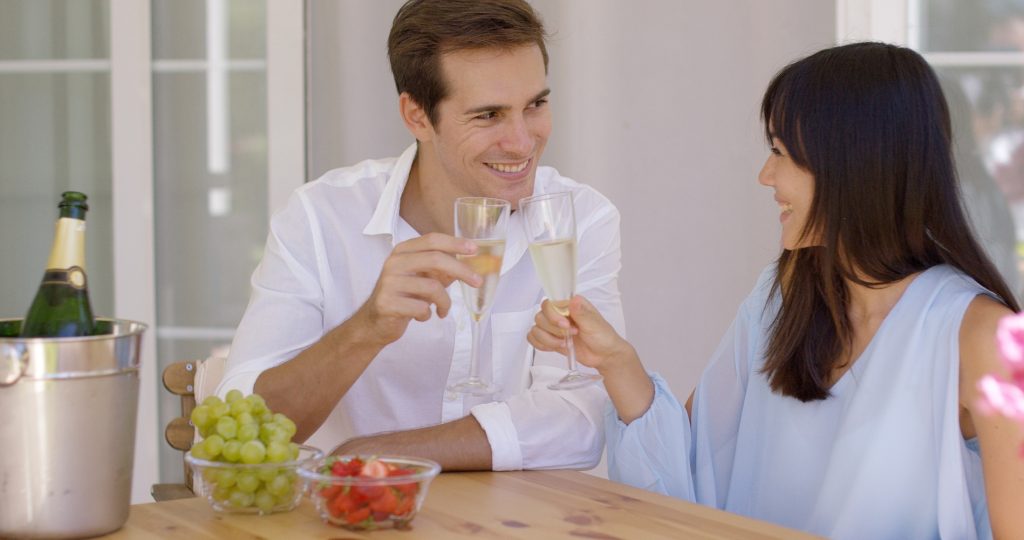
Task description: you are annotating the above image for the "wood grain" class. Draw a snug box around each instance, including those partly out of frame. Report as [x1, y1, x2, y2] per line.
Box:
[107, 471, 820, 539]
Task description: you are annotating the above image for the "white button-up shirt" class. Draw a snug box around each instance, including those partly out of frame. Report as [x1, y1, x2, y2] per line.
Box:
[218, 144, 625, 470]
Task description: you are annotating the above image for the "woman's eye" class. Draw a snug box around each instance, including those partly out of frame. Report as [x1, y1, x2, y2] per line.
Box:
[770, 146, 783, 156]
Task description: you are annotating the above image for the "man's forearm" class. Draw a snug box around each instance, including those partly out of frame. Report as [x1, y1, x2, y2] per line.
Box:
[254, 311, 384, 443]
[331, 415, 493, 471]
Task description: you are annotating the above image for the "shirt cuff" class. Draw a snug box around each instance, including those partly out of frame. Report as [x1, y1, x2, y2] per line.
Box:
[471, 401, 524, 471]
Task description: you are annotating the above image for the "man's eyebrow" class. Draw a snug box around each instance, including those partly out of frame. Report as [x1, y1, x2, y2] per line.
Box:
[463, 88, 551, 116]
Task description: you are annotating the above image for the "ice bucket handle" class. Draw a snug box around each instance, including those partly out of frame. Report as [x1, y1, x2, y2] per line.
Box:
[0, 342, 28, 387]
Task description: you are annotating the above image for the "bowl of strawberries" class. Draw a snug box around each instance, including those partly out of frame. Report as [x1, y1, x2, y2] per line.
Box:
[299, 455, 440, 530]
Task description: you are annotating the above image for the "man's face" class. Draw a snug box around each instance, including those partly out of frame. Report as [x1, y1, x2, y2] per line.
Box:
[421, 44, 551, 209]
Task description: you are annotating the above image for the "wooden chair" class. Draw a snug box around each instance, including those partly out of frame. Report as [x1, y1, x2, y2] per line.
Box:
[151, 356, 227, 501]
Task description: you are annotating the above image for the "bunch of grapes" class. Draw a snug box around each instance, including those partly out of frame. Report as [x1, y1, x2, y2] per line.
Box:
[188, 390, 302, 513]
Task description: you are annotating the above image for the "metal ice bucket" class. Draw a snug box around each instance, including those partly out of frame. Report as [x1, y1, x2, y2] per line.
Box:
[0, 318, 146, 539]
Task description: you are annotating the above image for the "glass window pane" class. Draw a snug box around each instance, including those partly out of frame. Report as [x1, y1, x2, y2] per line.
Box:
[153, 0, 266, 60]
[919, 0, 1024, 52]
[0, 76, 113, 320]
[151, 1, 268, 483]
[940, 67, 1024, 299]
[0, 0, 109, 60]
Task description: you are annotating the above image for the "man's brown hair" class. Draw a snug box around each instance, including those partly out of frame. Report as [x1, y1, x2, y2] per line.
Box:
[387, 0, 549, 127]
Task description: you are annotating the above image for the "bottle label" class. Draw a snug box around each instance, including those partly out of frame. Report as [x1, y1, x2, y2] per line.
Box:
[42, 266, 88, 290]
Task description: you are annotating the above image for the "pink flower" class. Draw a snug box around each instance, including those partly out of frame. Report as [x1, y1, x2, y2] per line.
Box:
[979, 313, 1024, 460]
[996, 313, 1024, 373]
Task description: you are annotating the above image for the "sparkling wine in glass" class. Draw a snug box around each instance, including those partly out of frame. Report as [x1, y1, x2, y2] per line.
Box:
[519, 192, 603, 390]
[447, 197, 510, 396]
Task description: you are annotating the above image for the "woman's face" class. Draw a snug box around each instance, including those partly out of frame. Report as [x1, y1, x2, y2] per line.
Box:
[758, 135, 818, 250]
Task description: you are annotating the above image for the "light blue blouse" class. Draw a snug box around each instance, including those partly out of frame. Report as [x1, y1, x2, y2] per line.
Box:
[606, 264, 992, 539]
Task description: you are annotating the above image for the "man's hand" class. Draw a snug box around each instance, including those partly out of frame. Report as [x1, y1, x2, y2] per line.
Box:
[353, 233, 482, 348]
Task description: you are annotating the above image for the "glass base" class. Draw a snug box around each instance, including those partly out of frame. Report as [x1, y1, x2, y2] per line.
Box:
[447, 377, 501, 396]
[548, 371, 603, 391]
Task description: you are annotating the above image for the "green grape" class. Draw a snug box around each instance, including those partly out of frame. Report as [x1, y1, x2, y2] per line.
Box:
[254, 489, 276, 512]
[266, 473, 292, 497]
[237, 422, 259, 443]
[211, 482, 232, 502]
[256, 466, 279, 483]
[246, 394, 267, 415]
[198, 424, 214, 439]
[230, 398, 253, 417]
[228, 488, 255, 508]
[266, 441, 290, 463]
[225, 389, 244, 404]
[274, 485, 295, 505]
[222, 440, 242, 462]
[202, 434, 225, 459]
[275, 415, 297, 439]
[210, 400, 230, 419]
[234, 411, 255, 426]
[216, 467, 238, 488]
[190, 443, 211, 461]
[240, 440, 266, 464]
[260, 423, 288, 445]
[235, 471, 261, 493]
[289, 442, 300, 460]
[259, 412, 274, 424]
[201, 467, 219, 484]
[216, 416, 238, 440]
[190, 405, 213, 430]
[201, 395, 224, 408]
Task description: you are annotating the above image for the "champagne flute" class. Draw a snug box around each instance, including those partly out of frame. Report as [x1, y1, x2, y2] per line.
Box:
[447, 197, 511, 396]
[519, 192, 602, 390]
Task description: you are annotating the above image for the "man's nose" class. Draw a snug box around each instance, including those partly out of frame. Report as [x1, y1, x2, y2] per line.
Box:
[500, 116, 533, 156]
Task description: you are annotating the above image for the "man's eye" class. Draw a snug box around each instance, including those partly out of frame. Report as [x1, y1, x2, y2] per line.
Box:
[531, 98, 548, 108]
[475, 112, 497, 120]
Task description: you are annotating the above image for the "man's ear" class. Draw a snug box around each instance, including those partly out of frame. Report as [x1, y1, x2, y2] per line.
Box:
[399, 92, 435, 142]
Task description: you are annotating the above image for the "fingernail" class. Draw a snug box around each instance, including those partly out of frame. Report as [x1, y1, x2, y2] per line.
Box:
[463, 241, 477, 253]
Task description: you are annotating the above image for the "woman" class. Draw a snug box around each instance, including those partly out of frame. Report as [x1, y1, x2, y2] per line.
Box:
[529, 43, 1024, 539]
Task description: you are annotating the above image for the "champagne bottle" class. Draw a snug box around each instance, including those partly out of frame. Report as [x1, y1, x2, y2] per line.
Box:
[20, 191, 97, 337]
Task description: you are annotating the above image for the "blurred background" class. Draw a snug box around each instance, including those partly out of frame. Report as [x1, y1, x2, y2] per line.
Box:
[1, 0, 1021, 502]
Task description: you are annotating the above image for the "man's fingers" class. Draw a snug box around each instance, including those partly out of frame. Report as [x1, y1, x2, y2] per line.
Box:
[378, 276, 451, 318]
[391, 251, 482, 288]
[394, 232, 476, 256]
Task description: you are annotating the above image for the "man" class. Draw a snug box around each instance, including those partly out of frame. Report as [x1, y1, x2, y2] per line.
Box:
[219, 0, 625, 471]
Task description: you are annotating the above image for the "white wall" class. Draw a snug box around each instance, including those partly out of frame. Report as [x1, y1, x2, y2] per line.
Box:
[308, 0, 835, 406]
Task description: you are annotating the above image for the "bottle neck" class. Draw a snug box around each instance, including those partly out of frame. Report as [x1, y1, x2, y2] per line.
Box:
[46, 217, 87, 271]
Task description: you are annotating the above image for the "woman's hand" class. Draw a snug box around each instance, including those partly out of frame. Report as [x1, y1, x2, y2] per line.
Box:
[527, 295, 632, 373]
[528, 295, 655, 423]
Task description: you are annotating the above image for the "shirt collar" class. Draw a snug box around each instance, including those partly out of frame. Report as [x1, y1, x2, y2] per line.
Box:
[362, 142, 418, 241]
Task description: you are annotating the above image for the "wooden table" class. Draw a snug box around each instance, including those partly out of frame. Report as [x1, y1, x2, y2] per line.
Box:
[106, 470, 820, 539]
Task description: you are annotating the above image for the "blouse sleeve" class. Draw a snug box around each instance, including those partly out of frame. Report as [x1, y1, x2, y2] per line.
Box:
[605, 266, 774, 506]
[606, 373, 697, 500]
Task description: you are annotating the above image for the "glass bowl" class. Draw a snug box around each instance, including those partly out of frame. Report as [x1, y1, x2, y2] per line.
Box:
[185, 444, 323, 515]
[298, 455, 441, 530]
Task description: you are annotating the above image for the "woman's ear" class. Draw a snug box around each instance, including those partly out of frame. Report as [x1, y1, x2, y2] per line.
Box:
[399, 92, 435, 142]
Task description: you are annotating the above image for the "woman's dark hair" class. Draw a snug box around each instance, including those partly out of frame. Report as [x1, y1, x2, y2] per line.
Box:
[387, 0, 548, 128]
[760, 42, 1020, 401]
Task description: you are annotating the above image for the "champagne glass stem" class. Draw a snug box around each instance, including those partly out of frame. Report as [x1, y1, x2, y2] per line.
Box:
[469, 315, 483, 381]
[564, 329, 578, 374]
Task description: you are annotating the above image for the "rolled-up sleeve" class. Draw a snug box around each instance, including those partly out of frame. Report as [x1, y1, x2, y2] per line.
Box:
[473, 192, 625, 470]
[217, 190, 326, 397]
